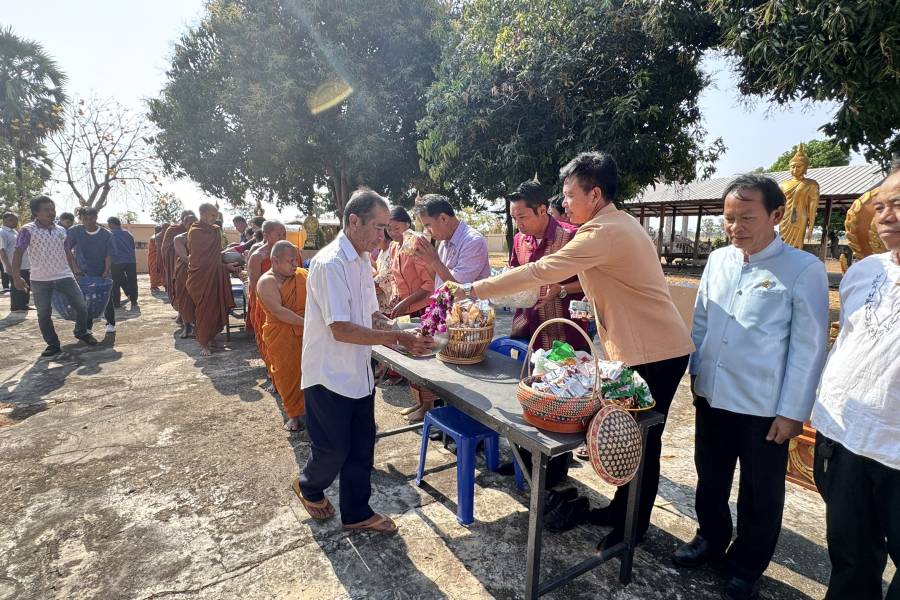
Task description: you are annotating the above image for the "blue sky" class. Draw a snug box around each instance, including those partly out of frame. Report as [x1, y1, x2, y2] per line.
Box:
[3, 1, 862, 221]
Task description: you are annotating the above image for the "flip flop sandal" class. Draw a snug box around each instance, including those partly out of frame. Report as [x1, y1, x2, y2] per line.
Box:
[400, 404, 421, 416]
[291, 479, 335, 520]
[343, 513, 398, 535]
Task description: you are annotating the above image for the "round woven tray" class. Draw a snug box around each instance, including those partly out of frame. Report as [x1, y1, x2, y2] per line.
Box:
[437, 323, 494, 365]
[587, 404, 643, 486]
[516, 318, 603, 433]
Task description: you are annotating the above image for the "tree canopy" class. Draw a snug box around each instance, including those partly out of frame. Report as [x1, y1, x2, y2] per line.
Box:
[769, 139, 850, 171]
[416, 0, 724, 205]
[149, 0, 443, 220]
[708, 0, 900, 166]
[148, 192, 184, 225]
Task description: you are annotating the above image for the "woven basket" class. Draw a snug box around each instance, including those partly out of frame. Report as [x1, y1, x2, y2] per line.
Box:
[52, 276, 112, 321]
[516, 318, 603, 433]
[437, 323, 494, 365]
[586, 404, 643, 486]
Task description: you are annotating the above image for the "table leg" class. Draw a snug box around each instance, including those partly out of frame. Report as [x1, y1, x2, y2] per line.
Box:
[618, 424, 651, 585]
[524, 452, 548, 599]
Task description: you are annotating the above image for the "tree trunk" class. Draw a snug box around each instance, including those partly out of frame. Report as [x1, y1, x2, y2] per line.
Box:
[326, 162, 351, 224]
[504, 197, 514, 254]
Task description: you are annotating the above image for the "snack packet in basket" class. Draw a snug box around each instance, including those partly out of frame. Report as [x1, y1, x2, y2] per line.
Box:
[546, 340, 576, 365]
[596, 360, 625, 381]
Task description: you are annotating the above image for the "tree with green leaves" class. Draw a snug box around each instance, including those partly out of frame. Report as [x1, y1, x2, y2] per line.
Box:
[148, 192, 184, 225]
[0, 140, 45, 220]
[707, 0, 900, 166]
[769, 139, 850, 171]
[0, 27, 65, 211]
[416, 0, 724, 208]
[149, 0, 443, 220]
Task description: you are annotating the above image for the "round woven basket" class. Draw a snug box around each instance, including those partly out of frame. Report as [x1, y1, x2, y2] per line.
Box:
[586, 404, 643, 486]
[437, 323, 494, 365]
[516, 318, 603, 433]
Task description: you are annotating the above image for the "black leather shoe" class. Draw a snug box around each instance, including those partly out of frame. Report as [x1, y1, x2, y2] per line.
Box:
[672, 534, 724, 569]
[722, 576, 759, 600]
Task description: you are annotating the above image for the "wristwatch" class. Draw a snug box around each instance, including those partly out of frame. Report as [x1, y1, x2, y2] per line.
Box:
[461, 283, 474, 299]
[558, 286, 568, 299]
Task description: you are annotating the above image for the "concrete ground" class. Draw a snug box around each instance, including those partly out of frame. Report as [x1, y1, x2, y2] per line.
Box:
[0, 276, 889, 599]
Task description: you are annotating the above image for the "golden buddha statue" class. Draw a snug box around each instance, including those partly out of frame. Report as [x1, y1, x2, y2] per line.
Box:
[843, 187, 887, 269]
[778, 144, 820, 248]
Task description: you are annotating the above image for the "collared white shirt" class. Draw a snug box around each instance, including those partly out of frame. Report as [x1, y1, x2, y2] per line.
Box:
[301, 232, 379, 399]
[435, 220, 490, 288]
[689, 236, 829, 421]
[813, 252, 900, 469]
[0, 225, 29, 270]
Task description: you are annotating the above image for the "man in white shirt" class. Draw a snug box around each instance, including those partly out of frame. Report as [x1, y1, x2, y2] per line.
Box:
[0, 212, 30, 311]
[296, 189, 433, 534]
[812, 167, 900, 600]
[674, 174, 829, 600]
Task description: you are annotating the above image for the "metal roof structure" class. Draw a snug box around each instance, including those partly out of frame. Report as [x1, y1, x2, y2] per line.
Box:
[623, 164, 887, 217]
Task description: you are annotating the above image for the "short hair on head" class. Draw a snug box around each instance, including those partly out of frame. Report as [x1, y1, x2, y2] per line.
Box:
[30, 195, 55, 216]
[80, 207, 98, 218]
[58, 211, 75, 222]
[107, 216, 121, 227]
[509, 180, 548, 212]
[389, 206, 412, 224]
[198, 202, 218, 216]
[155, 224, 162, 232]
[549, 194, 565, 215]
[2, 211, 16, 221]
[559, 151, 618, 202]
[415, 194, 455, 219]
[251, 216, 266, 227]
[180, 209, 195, 221]
[232, 215, 247, 224]
[344, 188, 389, 227]
[262, 219, 284, 235]
[271, 239, 297, 259]
[253, 229, 263, 242]
[721, 173, 786, 214]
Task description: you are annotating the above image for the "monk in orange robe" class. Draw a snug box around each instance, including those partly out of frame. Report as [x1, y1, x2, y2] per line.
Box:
[256, 240, 307, 431]
[186, 203, 237, 355]
[148, 225, 165, 291]
[173, 222, 197, 337]
[160, 211, 195, 314]
[247, 220, 286, 378]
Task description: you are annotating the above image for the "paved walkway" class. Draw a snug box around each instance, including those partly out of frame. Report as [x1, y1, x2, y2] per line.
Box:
[0, 276, 873, 599]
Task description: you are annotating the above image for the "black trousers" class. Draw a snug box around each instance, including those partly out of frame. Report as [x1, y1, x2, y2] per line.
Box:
[693, 396, 788, 582]
[0, 261, 9, 289]
[300, 384, 376, 525]
[604, 354, 689, 542]
[10, 269, 30, 310]
[815, 433, 900, 600]
[111, 262, 138, 306]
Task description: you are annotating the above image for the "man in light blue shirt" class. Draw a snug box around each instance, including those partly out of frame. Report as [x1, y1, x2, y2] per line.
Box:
[672, 174, 829, 600]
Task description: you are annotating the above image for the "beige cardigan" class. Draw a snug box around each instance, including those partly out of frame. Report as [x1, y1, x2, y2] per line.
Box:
[474, 203, 694, 366]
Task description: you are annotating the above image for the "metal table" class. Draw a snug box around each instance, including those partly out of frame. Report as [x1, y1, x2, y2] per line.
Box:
[372, 346, 664, 599]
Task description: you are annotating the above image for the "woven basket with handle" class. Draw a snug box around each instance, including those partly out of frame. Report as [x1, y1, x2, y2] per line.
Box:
[437, 323, 494, 365]
[516, 318, 603, 433]
[586, 404, 643, 486]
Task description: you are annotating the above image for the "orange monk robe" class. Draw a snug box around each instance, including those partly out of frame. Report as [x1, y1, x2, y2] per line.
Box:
[251, 256, 273, 367]
[186, 221, 235, 347]
[148, 236, 164, 288]
[173, 255, 195, 324]
[259, 268, 308, 418]
[160, 224, 187, 307]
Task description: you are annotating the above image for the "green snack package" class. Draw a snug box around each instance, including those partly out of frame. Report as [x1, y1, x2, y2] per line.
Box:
[545, 340, 576, 363]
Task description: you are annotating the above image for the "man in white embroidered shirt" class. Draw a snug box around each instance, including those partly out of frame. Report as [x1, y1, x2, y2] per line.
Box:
[295, 189, 433, 535]
[811, 167, 900, 600]
[673, 174, 829, 600]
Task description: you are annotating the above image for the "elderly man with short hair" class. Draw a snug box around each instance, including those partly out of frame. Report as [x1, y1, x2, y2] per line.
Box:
[674, 174, 829, 600]
[811, 167, 900, 600]
[295, 188, 433, 534]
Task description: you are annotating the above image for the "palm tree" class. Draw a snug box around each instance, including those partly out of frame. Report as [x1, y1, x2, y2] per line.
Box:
[0, 26, 67, 205]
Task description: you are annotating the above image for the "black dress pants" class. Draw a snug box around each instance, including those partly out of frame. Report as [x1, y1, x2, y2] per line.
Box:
[694, 396, 789, 583]
[10, 268, 30, 310]
[111, 262, 138, 306]
[603, 354, 689, 543]
[300, 384, 376, 525]
[814, 433, 900, 600]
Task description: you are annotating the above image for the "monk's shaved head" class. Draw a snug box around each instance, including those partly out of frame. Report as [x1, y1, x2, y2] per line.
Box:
[261, 220, 287, 244]
[270, 240, 300, 276]
[262, 219, 284, 234]
[271, 240, 298, 258]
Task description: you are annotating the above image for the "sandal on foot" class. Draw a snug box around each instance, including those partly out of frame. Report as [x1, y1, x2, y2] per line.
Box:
[575, 445, 590, 461]
[291, 479, 334, 520]
[343, 513, 398, 535]
[400, 404, 421, 416]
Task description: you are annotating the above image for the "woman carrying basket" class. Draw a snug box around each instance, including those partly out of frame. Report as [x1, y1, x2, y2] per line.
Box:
[448, 151, 693, 556]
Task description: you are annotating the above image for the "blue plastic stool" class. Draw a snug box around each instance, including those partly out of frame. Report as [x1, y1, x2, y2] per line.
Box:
[488, 337, 530, 490]
[488, 336, 530, 362]
[416, 406, 501, 525]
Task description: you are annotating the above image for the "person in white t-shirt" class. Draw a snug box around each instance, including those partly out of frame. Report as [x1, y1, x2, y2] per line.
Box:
[811, 167, 900, 600]
[294, 189, 433, 535]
